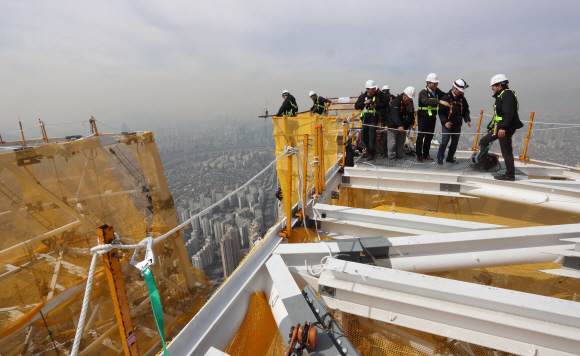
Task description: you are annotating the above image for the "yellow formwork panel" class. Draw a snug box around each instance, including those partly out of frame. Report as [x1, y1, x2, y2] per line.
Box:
[273, 115, 340, 222]
[0, 132, 210, 355]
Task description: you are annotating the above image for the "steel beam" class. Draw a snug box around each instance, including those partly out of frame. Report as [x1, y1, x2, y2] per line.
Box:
[342, 166, 580, 214]
[313, 203, 504, 239]
[342, 166, 475, 197]
[318, 258, 580, 356]
[274, 223, 580, 273]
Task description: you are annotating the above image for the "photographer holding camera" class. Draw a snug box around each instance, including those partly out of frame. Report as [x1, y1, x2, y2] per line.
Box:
[355, 80, 387, 161]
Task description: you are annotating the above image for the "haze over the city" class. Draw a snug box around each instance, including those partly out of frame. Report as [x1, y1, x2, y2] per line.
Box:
[1, 1, 580, 136]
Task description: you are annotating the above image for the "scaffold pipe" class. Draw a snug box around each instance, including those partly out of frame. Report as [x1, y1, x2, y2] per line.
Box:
[519, 112, 535, 161]
[472, 110, 484, 151]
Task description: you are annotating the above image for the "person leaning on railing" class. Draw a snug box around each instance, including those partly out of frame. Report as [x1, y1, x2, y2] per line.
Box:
[309, 91, 331, 116]
[385, 86, 416, 160]
[276, 90, 298, 117]
[436, 79, 471, 165]
[480, 74, 524, 181]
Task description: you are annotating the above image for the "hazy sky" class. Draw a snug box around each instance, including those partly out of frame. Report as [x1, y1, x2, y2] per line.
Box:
[1, 1, 580, 138]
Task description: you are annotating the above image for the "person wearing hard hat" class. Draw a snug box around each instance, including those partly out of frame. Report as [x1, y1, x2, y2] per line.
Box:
[354, 80, 387, 160]
[380, 85, 395, 119]
[436, 79, 472, 165]
[309, 91, 332, 116]
[479, 74, 524, 181]
[416, 73, 450, 162]
[385, 87, 416, 160]
[275, 90, 299, 117]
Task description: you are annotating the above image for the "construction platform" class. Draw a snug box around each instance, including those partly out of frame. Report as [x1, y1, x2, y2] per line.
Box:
[355, 148, 528, 177]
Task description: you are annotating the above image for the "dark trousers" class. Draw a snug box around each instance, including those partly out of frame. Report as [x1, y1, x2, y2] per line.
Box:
[437, 124, 461, 161]
[480, 130, 516, 177]
[416, 117, 436, 157]
[362, 119, 378, 156]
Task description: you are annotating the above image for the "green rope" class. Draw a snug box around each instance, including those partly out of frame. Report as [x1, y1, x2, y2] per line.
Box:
[143, 267, 169, 356]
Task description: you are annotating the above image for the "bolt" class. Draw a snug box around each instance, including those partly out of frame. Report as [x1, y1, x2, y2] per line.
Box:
[342, 347, 348, 354]
[337, 339, 342, 345]
[315, 308, 320, 313]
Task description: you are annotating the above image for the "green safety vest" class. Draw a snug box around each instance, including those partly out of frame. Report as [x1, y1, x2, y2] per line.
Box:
[314, 97, 327, 115]
[418, 87, 439, 116]
[285, 101, 297, 117]
[361, 96, 377, 122]
[490, 89, 518, 129]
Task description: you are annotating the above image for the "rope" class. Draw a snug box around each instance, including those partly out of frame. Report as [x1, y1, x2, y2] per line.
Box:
[69, 148, 291, 356]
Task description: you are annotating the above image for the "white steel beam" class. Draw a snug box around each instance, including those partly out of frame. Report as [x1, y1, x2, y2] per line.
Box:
[318, 258, 580, 356]
[274, 223, 580, 273]
[313, 203, 504, 239]
[342, 166, 476, 197]
[342, 166, 580, 214]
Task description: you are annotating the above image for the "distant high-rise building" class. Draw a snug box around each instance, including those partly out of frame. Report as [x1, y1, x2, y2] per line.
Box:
[220, 227, 241, 277]
[238, 195, 247, 209]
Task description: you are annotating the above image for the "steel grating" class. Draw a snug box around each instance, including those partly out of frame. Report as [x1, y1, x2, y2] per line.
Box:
[357, 148, 527, 176]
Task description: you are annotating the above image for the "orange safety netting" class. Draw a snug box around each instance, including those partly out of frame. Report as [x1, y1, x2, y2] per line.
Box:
[273, 115, 340, 221]
[0, 132, 210, 355]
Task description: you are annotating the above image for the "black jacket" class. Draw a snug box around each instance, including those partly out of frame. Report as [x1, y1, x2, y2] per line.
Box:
[380, 92, 395, 118]
[386, 94, 415, 130]
[276, 95, 298, 117]
[310, 96, 331, 115]
[354, 91, 387, 123]
[438, 90, 471, 127]
[487, 88, 524, 131]
[417, 87, 446, 119]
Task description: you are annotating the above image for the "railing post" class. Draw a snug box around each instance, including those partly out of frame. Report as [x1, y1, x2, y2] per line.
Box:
[314, 125, 321, 196]
[471, 110, 484, 151]
[302, 134, 308, 209]
[98, 224, 140, 356]
[519, 112, 535, 161]
[413, 112, 417, 145]
[341, 121, 347, 168]
[19, 120, 26, 146]
[319, 125, 326, 192]
[90, 116, 99, 136]
[280, 141, 293, 241]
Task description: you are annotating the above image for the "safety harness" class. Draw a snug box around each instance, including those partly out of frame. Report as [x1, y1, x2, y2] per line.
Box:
[489, 89, 518, 130]
[361, 95, 378, 123]
[418, 87, 439, 116]
[313, 96, 327, 115]
[447, 94, 464, 118]
[286, 100, 297, 117]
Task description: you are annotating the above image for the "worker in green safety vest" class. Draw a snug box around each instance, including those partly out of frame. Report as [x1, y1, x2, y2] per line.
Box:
[416, 73, 450, 162]
[354, 80, 387, 161]
[479, 74, 524, 181]
[309, 91, 332, 116]
[275, 90, 298, 117]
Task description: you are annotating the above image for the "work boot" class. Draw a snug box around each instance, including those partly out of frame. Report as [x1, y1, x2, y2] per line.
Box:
[416, 156, 423, 163]
[494, 174, 515, 181]
[437, 159, 443, 165]
[366, 155, 375, 161]
[446, 158, 458, 164]
[425, 155, 434, 161]
[361, 152, 369, 159]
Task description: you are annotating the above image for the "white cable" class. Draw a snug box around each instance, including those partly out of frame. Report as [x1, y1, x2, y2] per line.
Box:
[153, 149, 290, 245]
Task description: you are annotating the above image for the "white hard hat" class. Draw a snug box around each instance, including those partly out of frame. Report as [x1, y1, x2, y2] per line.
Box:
[426, 73, 439, 83]
[404, 86, 416, 99]
[282, 89, 289, 95]
[453, 79, 469, 92]
[309, 91, 316, 96]
[365, 80, 376, 89]
[490, 74, 508, 87]
[382, 85, 390, 91]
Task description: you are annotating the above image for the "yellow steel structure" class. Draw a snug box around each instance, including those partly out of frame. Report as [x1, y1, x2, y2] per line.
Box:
[472, 109, 484, 151]
[519, 111, 535, 161]
[98, 224, 140, 356]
